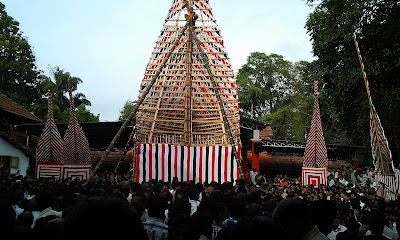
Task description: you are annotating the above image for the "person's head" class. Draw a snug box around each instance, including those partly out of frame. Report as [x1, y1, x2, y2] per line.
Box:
[130, 192, 147, 215]
[204, 185, 215, 199]
[168, 198, 191, 222]
[309, 199, 336, 236]
[16, 210, 33, 227]
[272, 198, 313, 240]
[147, 195, 168, 219]
[367, 210, 386, 235]
[188, 187, 199, 201]
[63, 196, 147, 240]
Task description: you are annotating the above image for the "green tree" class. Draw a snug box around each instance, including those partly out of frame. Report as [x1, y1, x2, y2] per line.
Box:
[258, 61, 314, 141]
[39, 66, 91, 111]
[118, 100, 137, 121]
[0, 2, 41, 106]
[236, 52, 294, 118]
[305, 0, 400, 160]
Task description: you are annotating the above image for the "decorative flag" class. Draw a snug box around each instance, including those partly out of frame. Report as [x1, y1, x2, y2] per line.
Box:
[61, 79, 92, 179]
[36, 93, 63, 179]
[353, 33, 396, 200]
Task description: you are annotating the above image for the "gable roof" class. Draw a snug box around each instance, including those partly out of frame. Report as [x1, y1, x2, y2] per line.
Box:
[0, 92, 42, 123]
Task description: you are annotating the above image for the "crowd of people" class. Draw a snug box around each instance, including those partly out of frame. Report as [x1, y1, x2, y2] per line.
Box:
[1, 165, 400, 240]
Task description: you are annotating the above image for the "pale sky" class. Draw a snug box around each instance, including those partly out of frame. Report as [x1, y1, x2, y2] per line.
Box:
[2, 0, 315, 121]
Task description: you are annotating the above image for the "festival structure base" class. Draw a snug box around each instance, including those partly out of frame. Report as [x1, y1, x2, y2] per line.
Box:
[136, 144, 241, 183]
[302, 167, 327, 187]
[36, 162, 62, 179]
[61, 164, 92, 180]
[36, 162, 92, 180]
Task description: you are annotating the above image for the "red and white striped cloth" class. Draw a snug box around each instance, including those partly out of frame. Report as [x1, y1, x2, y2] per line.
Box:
[135, 144, 241, 183]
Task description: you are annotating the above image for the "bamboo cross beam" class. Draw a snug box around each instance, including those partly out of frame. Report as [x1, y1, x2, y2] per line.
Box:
[86, 21, 191, 182]
[189, 26, 245, 180]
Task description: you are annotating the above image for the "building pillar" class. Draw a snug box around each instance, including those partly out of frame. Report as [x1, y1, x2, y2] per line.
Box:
[241, 147, 248, 173]
[251, 130, 262, 172]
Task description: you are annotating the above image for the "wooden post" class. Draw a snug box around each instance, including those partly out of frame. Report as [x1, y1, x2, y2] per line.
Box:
[86, 21, 191, 183]
[190, 26, 244, 180]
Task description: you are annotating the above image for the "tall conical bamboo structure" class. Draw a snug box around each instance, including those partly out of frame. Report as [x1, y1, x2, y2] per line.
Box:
[134, 0, 240, 147]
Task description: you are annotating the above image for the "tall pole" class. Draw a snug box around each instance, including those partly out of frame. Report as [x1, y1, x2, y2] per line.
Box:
[353, 33, 393, 175]
[184, 0, 194, 146]
[190, 26, 245, 180]
[86, 21, 191, 183]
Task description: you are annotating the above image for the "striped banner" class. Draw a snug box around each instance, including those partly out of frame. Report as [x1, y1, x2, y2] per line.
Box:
[136, 144, 241, 183]
[303, 80, 328, 168]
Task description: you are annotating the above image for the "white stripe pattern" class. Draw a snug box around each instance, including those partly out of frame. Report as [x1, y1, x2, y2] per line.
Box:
[136, 144, 240, 183]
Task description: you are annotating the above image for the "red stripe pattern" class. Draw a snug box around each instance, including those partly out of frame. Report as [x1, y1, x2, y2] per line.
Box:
[36, 93, 64, 164]
[303, 80, 328, 168]
[36, 93, 63, 179]
[62, 81, 91, 165]
[136, 144, 240, 183]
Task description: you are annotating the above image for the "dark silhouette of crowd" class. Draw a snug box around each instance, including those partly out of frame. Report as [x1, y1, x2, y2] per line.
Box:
[1, 165, 400, 240]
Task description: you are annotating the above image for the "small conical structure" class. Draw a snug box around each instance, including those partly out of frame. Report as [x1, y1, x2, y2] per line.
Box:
[62, 80, 91, 165]
[36, 93, 63, 178]
[135, 0, 240, 147]
[303, 80, 328, 169]
[302, 80, 328, 187]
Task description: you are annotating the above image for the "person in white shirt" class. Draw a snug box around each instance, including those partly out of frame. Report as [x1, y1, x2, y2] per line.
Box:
[327, 218, 347, 240]
[250, 167, 258, 186]
[188, 188, 200, 216]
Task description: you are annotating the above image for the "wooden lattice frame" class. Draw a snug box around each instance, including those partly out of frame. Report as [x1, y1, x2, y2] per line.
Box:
[135, 0, 240, 147]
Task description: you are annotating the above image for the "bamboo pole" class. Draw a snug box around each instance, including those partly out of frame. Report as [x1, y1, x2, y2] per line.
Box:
[113, 126, 135, 174]
[353, 33, 393, 175]
[184, 0, 194, 146]
[86, 21, 190, 183]
[190, 26, 245, 180]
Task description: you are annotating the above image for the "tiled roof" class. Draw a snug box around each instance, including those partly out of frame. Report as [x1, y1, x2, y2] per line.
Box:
[0, 93, 42, 123]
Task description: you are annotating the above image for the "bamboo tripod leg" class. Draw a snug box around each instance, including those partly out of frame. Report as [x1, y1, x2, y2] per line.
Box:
[113, 126, 135, 174]
[189, 26, 245, 180]
[86, 21, 190, 183]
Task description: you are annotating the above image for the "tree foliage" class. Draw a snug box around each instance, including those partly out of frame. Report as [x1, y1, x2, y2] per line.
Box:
[118, 100, 137, 121]
[0, 2, 41, 106]
[236, 52, 294, 118]
[305, 0, 400, 160]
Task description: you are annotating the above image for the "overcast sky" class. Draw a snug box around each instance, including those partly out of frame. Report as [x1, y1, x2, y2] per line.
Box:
[2, 0, 315, 121]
